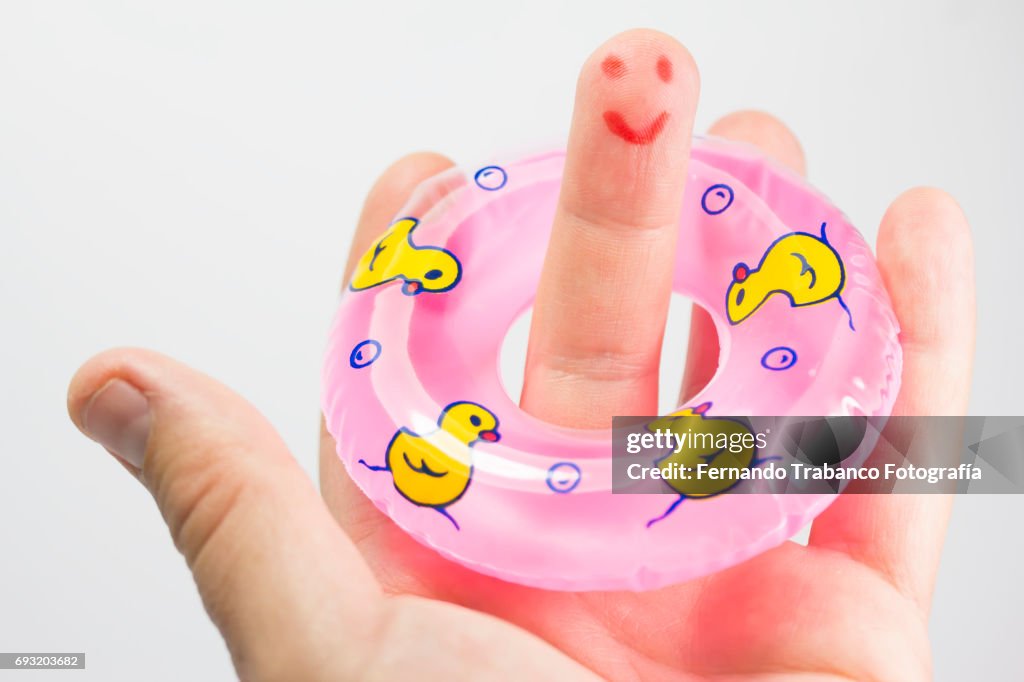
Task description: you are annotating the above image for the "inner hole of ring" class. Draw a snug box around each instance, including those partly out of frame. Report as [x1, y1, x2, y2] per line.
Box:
[498, 293, 722, 415]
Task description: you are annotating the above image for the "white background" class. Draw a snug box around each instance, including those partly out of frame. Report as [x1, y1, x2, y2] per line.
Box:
[2, 1, 1022, 679]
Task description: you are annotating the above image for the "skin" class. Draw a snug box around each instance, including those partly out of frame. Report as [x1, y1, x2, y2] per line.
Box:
[67, 29, 975, 682]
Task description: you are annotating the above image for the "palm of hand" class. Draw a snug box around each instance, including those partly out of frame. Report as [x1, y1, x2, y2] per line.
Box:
[321, 458, 932, 680]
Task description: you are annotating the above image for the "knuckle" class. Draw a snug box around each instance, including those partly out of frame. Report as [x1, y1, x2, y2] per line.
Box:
[538, 346, 655, 387]
[562, 195, 676, 236]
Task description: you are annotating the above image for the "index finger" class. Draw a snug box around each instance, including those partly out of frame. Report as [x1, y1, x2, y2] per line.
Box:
[522, 29, 700, 427]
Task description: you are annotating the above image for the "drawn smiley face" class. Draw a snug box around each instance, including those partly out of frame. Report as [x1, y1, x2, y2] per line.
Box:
[600, 53, 673, 145]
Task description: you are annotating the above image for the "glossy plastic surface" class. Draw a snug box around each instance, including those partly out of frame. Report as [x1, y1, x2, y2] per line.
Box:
[322, 137, 902, 591]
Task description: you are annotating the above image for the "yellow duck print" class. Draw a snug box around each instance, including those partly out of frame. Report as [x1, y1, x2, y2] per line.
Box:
[358, 401, 500, 530]
[726, 222, 854, 330]
[349, 217, 462, 296]
[645, 402, 778, 527]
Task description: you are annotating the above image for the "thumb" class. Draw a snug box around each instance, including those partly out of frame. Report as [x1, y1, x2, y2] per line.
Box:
[68, 348, 383, 679]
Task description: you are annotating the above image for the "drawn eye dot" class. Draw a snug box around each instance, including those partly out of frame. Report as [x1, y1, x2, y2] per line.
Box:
[601, 55, 626, 79]
[470, 415, 482, 427]
[761, 346, 798, 371]
[736, 288, 746, 306]
[424, 269, 443, 280]
[656, 56, 673, 83]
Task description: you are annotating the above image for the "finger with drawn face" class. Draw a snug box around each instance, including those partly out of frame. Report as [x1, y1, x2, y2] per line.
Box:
[522, 29, 700, 427]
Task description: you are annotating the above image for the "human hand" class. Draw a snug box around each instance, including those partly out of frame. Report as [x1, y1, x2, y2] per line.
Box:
[68, 29, 974, 681]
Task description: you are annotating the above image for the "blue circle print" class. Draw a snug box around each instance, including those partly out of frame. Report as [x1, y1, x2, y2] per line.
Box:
[474, 165, 507, 191]
[546, 462, 582, 494]
[701, 183, 734, 215]
[761, 346, 798, 371]
[349, 339, 382, 369]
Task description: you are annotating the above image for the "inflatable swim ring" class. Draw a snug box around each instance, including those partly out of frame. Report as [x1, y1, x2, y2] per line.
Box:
[322, 137, 902, 591]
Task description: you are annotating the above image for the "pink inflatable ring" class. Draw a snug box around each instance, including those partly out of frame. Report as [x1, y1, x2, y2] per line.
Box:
[322, 137, 902, 591]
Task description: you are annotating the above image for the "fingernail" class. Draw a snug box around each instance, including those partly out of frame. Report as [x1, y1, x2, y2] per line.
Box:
[81, 379, 151, 469]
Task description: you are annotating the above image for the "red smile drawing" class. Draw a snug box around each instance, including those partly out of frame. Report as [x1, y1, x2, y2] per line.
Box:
[599, 53, 674, 145]
[602, 110, 669, 145]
